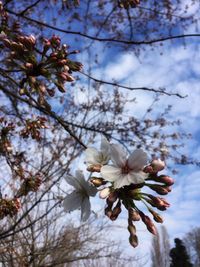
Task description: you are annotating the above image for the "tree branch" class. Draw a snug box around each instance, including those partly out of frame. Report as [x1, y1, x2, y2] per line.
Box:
[18, 0, 43, 16]
[81, 72, 187, 98]
[6, 8, 200, 46]
[0, 82, 87, 149]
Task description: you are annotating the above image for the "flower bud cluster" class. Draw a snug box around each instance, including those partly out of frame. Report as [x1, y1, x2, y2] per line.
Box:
[118, 0, 140, 9]
[61, 0, 80, 9]
[90, 177, 107, 187]
[104, 194, 122, 221]
[0, 17, 83, 109]
[128, 209, 139, 247]
[144, 159, 174, 196]
[0, 1, 8, 30]
[144, 194, 170, 211]
[16, 175, 42, 197]
[87, 145, 174, 248]
[0, 198, 21, 220]
[20, 117, 48, 141]
[0, 118, 15, 154]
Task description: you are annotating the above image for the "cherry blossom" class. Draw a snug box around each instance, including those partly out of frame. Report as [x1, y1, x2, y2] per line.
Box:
[101, 144, 148, 188]
[63, 170, 97, 221]
[85, 136, 110, 167]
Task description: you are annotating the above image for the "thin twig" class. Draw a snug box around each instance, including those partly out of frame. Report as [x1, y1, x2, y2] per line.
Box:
[19, 0, 43, 15]
[6, 8, 200, 46]
[0, 81, 87, 149]
[80, 72, 187, 98]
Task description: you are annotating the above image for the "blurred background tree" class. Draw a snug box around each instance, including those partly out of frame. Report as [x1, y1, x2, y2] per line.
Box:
[184, 227, 200, 267]
[170, 238, 193, 267]
[151, 225, 170, 267]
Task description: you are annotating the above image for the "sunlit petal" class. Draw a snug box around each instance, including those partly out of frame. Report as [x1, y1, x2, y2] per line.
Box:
[110, 144, 127, 167]
[128, 149, 148, 171]
[128, 171, 147, 184]
[85, 147, 101, 165]
[100, 136, 110, 155]
[101, 165, 122, 182]
[113, 175, 130, 189]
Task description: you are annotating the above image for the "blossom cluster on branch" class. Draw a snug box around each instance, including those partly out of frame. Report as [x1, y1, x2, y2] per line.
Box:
[63, 137, 174, 247]
[0, 3, 83, 111]
[60, 0, 141, 9]
[118, 0, 140, 9]
[0, 116, 45, 219]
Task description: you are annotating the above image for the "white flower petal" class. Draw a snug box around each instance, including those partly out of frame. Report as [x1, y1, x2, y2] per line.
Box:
[113, 175, 130, 189]
[128, 149, 148, 171]
[64, 174, 82, 190]
[100, 136, 110, 155]
[68, 170, 87, 190]
[81, 197, 91, 221]
[110, 144, 127, 167]
[63, 191, 82, 212]
[85, 147, 101, 165]
[75, 170, 85, 181]
[74, 170, 97, 196]
[85, 184, 98, 197]
[99, 187, 110, 199]
[101, 165, 122, 182]
[128, 171, 147, 184]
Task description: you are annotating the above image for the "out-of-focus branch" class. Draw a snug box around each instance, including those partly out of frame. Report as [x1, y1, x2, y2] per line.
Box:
[5, 8, 200, 46]
[18, 0, 43, 15]
[81, 72, 187, 98]
[0, 82, 87, 149]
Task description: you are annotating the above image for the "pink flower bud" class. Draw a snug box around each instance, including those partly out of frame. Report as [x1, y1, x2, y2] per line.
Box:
[3, 39, 12, 48]
[58, 72, 68, 81]
[110, 205, 121, 220]
[90, 177, 106, 187]
[157, 175, 174, 186]
[159, 198, 170, 208]
[57, 59, 67, 66]
[143, 165, 154, 173]
[128, 208, 140, 221]
[50, 35, 61, 48]
[25, 62, 33, 70]
[151, 159, 165, 172]
[107, 191, 118, 203]
[129, 234, 138, 248]
[149, 208, 163, 223]
[140, 212, 157, 235]
[87, 164, 101, 172]
[29, 34, 36, 46]
[149, 184, 171, 195]
[105, 207, 112, 218]
[147, 196, 169, 210]
[44, 38, 51, 46]
[99, 187, 110, 199]
[128, 224, 136, 235]
[153, 213, 163, 223]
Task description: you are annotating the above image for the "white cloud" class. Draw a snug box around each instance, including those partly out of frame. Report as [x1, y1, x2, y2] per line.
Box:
[103, 53, 140, 81]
